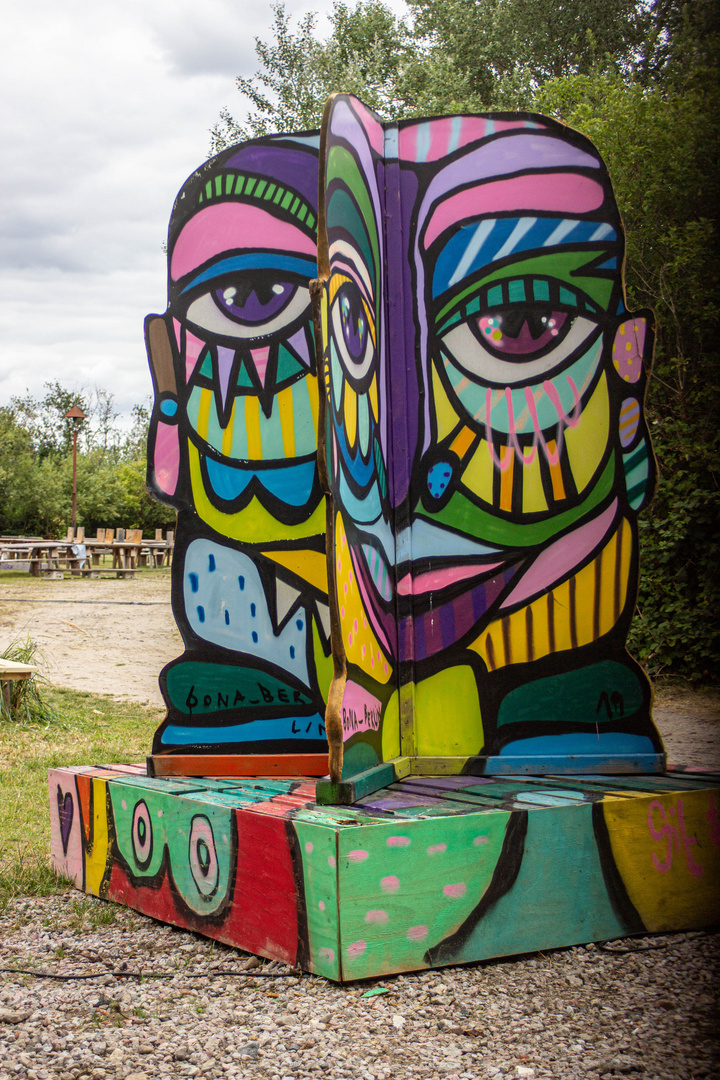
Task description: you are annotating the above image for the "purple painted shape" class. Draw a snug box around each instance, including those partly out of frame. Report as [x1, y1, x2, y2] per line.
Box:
[359, 792, 462, 809]
[410, 564, 521, 660]
[223, 144, 319, 208]
[385, 162, 420, 507]
[286, 326, 312, 367]
[440, 599, 456, 649]
[216, 346, 235, 411]
[57, 787, 74, 854]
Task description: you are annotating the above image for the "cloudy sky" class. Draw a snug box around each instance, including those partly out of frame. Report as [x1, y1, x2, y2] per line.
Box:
[0, 0, 405, 426]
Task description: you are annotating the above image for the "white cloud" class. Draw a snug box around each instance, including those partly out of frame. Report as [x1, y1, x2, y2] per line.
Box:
[0, 0, 346, 419]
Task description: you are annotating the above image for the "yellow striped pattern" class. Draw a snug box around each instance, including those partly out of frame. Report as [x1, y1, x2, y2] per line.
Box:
[244, 395, 262, 458]
[470, 516, 632, 671]
[277, 384, 296, 458]
[197, 387, 212, 442]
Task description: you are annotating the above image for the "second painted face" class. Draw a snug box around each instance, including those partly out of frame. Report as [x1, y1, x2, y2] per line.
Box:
[162, 136, 323, 536]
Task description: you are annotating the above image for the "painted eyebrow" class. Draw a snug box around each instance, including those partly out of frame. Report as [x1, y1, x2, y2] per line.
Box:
[171, 202, 317, 280]
[178, 253, 318, 295]
[423, 173, 606, 250]
[431, 218, 617, 294]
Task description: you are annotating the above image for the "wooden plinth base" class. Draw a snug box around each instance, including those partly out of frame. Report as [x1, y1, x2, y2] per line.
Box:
[49, 763, 720, 981]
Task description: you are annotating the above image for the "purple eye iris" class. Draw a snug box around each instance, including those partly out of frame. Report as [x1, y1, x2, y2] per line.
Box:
[477, 309, 570, 357]
[213, 276, 297, 325]
[337, 282, 368, 361]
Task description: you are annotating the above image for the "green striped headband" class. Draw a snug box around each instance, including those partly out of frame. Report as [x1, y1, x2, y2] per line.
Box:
[197, 171, 317, 234]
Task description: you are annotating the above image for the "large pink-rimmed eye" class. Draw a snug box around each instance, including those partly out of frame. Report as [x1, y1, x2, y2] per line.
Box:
[213, 276, 298, 325]
[476, 309, 570, 358]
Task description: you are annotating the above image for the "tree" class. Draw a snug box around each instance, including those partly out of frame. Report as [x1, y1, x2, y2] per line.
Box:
[407, 0, 649, 109]
[0, 388, 176, 538]
[533, 71, 720, 679]
[211, 1, 415, 149]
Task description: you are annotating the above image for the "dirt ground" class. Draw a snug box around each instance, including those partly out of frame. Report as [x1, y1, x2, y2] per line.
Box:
[0, 569, 718, 768]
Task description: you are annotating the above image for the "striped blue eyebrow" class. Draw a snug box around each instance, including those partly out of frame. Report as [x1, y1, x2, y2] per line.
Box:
[432, 218, 617, 298]
[180, 253, 318, 294]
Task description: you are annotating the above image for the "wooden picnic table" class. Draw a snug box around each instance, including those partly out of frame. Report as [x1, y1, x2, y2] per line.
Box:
[111, 540, 142, 578]
[0, 540, 64, 576]
[0, 657, 36, 712]
[140, 540, 172, 567]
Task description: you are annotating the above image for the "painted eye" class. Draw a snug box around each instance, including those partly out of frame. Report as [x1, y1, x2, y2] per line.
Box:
[441, 314, 599, 386]
[477, 308, 570, 358]
[213, 276, 297, 325]
[330, 280, 375, 383]
[183, 276, 311, 341]
[188, 815, 219, 897]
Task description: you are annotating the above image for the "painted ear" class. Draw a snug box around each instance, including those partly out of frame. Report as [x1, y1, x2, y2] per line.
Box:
[611, 316, 649, 386]
[144, 314, 180, 500]
[145, 315, 178, 397]
[611, 315, 657, 513]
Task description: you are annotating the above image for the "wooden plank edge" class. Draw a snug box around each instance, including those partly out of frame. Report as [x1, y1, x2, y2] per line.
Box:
[147, 753, 329, 778]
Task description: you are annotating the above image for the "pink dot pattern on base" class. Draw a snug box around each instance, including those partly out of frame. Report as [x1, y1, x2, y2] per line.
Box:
[443, 882, 467, 898]
[348, 849, 369, 862]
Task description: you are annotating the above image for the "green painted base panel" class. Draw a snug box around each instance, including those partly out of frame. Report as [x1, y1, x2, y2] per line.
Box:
[49, 764, 720, 981]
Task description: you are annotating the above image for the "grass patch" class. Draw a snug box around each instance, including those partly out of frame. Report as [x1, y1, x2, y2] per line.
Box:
[0, 685, 161, 903]
[1, 636, 63, 724]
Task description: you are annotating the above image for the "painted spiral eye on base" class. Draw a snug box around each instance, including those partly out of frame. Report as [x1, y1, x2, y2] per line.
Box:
[188, 815, 219, 897]
[131, 800, 153, 870]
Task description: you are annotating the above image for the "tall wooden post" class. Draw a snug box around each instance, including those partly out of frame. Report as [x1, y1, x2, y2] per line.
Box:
[64, 405, 87, 540]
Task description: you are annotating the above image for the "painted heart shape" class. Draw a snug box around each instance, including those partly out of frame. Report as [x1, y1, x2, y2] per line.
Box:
[57, 786, 74, 856]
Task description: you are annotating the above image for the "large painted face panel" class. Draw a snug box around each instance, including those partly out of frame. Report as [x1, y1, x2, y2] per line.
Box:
[145, 135, 333, 758]
[319, 97, 663, 777]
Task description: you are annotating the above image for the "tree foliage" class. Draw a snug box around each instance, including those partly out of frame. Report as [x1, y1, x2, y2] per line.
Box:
[213, 0, 719, 680]
[0, 388, 175, 538]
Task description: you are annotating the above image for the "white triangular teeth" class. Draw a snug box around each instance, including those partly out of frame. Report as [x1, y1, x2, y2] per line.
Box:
[315, 600, 331, 641]
[275, 576, 302, 627]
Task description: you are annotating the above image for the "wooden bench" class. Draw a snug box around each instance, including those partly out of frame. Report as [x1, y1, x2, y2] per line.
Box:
[0, 658, 37, 713]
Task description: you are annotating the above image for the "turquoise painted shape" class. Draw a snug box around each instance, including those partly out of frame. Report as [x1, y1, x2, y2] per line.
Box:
[496, 660, 645, 728]
[451, 801, 626, 962]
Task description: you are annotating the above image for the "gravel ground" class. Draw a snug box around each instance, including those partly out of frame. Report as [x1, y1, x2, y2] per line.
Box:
[0, 901, 717, 1080]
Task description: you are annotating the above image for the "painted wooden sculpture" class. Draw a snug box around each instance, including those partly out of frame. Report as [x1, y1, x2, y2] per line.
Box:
[49, 96, 719, 981]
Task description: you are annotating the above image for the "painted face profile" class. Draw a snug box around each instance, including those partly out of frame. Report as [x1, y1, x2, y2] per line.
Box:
[146, 135, 323, 534]
[145, 135, 333, 761]
[318, 96, 663, 777]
